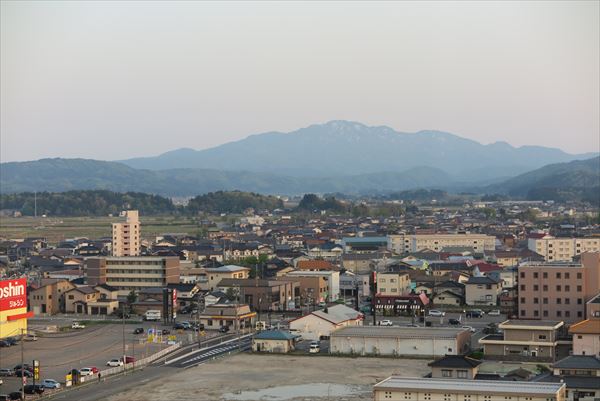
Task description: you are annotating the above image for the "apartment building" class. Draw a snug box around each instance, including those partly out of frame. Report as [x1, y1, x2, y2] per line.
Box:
[528, 235, 600, 262]
[387, 234, 496, 254]
[112, 210, 141, 257]
[517, 253, 600, 322]
[373, 377, 565, 401]
[376, 272, 411, 296]
[216, 278, 299, 311]
[285, 270, 340, 301]
[86, 256, 180, 296]
[479, 320, 566, 361]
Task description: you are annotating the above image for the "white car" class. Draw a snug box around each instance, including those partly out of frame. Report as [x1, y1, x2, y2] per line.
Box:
[428, 310, 446, 317]
[71, 322, 86, 329]
[379, 320, 393, 326]
[106, 359, 123, 367]
[462, 326, 476, 333]
[79, 367, 94, 376]
[41, 379, 61, 389]
[23, 334, 38, 341]
[309, 341, 320, 353]
[488, 310, 501, 316]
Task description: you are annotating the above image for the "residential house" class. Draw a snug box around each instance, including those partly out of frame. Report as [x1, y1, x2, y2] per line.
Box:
[428, 355, 483, 379]
[289, 304, 363, 341]
[252, 330, 299, 353]
[216, 278, 299, 312]
[28, 279, 76, 315]
[198, 303, 256, 331]
[204, 265, 250, 291]
[465, 276, 501, 306]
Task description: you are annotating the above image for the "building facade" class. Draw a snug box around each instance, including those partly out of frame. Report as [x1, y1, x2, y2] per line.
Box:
[377, 272, 411, 296]
[517, 254, 600, 322]
[528, 236, 600, 262]
[86, 256, 180, 296]
[112, 210, 141, 257]
[373, 377, 565, 401]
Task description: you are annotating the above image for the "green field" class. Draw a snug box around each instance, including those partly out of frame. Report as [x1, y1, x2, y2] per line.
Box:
[0, 215, 204, 243]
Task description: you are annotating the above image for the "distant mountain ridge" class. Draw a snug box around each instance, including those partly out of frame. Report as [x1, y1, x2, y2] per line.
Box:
[120, 120, 596, 181]
[0, 158, 453, 196]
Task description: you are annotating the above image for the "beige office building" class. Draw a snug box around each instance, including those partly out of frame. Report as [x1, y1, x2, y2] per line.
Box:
[388, 234, 496, 254]
[86, 256, 180, 296]
[373, 377, 565, 401]
[518, 253, 600, 322]
[528, 236, 600, 262]
[112, 210, 141, 257]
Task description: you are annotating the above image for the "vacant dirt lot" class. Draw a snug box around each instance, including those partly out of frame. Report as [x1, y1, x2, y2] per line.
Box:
[106, 354, 430, 401]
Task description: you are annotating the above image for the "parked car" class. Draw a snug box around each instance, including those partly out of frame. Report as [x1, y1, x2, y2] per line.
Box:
[23, 385, 44, 395]
[79, 368, 94, 376]
[488, 310, 501, 316]
[4, 338, 18, 346]
[14, 370, 32, 378]
[462, 326, 476, 333]
[466, 310, 484, 318]
[0, 394, 10, 401]
[448, 318, 461, 325]
[0, 341, 11, 348]
[428, 310, 445, 317]
[174, 323, 186, 330]
[41, 379, 61, 389]
[309, 341, 320, 353]
[0, 369, 14, 377]
[71, 322, 86, 329]
[133, 327, 144, 334]
[23, 334, 37, 341]
[0, 379, 2, 386]
[106, 359, 123, 367]
[219, 326, 230, 333]
[379, 320, 393, 326]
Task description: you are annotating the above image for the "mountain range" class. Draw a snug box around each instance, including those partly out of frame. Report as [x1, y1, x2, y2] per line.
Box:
[120, 121, 596, 181]
[1, 121, 598, 199]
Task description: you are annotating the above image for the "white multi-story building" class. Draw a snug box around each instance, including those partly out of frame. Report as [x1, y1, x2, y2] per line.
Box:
[527, 236, 600, 262]
[387, 234, 496, 254]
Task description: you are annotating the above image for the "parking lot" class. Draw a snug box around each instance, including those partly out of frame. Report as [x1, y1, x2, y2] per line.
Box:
[0, 319, 205, 395]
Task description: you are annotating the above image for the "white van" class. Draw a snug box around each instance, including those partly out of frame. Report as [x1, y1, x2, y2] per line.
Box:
[144, 310, 161, 321]
[309, 341, 320, 353]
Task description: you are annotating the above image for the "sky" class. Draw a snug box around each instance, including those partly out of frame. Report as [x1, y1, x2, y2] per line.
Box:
[1, 1, 598, 163]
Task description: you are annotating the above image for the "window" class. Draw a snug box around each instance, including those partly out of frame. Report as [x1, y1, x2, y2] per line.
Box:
[565, 298, 570, 305]
[442, 369, 452, 377]
[520, 309, 526, 316]
[533, 272, 539, 279]
[543, 310, 548, 317]
[577, 273, 582, 279]
[520, 285, 526, 291]
[534, 297, 539, 304]
[565, 285, 570, 292]
[557, 298, 561, 304]
[543, 272, 548, 278]
[557, 310, 562, 317]
[565, 311, 570, 318]
[556, 285, 561, 291]
[565, 272, 570, 279]
[534, 310, 539, 317]
[539, 335, 547, 340]
[534, 285, 539, 291]
[543, 285, 548, 291]
[578, 298, 583, 305]
[556, 272, 561, 279]
[577, 285, 582, 292]
[520, 272, 525, 278]
[577, 311, 583, 318]
[457, 370, 468, 379]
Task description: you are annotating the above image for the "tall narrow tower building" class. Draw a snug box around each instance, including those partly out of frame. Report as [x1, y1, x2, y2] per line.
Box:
[112, 210, 141, 256]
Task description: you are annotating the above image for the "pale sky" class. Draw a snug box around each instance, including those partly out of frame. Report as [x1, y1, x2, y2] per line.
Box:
[1, 1, 598, 162]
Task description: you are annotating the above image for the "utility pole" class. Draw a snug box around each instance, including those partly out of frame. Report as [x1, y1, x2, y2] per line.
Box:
[20, 328, 25, 401]
[34, 191, 37, 218]
[122, 304, 126, 375]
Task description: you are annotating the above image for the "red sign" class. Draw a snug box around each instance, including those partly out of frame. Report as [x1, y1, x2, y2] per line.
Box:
[0, 278, 27, 312]
[172, 289, 177, 304]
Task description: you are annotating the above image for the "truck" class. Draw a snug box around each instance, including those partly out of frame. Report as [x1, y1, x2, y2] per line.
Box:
[144, 310, 161, 321]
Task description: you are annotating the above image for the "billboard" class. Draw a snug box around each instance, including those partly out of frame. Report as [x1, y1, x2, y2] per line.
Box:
[0, 278, 27, 311]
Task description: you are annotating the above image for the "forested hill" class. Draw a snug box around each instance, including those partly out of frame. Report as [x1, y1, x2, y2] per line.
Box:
[0, 190, 283, 216]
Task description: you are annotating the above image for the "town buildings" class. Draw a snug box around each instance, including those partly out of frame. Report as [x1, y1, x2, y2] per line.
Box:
[528, 235, 600, 262]
[289, 304, 363, 341]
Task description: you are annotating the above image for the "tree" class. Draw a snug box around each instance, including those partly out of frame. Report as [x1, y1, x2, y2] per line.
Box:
[126, 290, 138, 313]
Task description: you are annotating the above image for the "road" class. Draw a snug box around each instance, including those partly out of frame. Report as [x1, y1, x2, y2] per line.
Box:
[44, 333, 253, 401]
